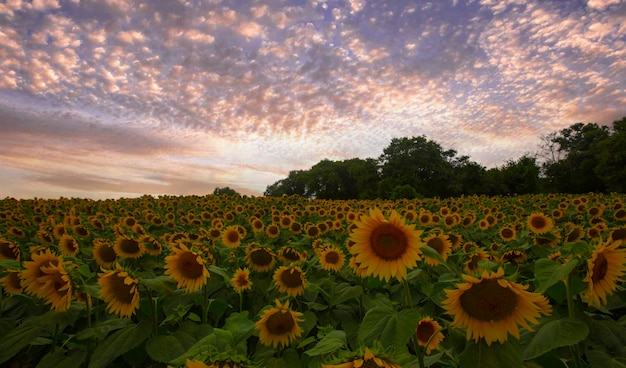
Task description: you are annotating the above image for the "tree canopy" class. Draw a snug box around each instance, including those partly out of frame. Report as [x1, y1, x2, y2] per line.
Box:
[264, 116, 626, 199]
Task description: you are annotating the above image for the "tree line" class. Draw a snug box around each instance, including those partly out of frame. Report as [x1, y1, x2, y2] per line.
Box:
[263, 116, 626, 199]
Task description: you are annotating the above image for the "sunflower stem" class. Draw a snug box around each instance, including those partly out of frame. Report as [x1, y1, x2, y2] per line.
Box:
[149, 292, 158, 335]
[239, 291, 243, 313]
[402, 279, 413, 308]
[565, 275, 583, 368]
[202, 284, 208, 324]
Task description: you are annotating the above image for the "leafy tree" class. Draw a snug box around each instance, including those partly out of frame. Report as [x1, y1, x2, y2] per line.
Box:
[213, 186, 240, 196]
[595, 117, 626, 192]
[378, 136, 456, 197]
[542, 123, 610, 193]
[263, 170, 309, 197]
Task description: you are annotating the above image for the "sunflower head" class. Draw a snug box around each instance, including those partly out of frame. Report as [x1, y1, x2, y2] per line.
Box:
[443, 268, 552, 346]
[422, 234, 452, 266]
[255, 299, 304, 348]
[319, 247, 345, 272]
[0, 238, 20, 260]
[246, 245, 276, 272]
[581, 240, 626, 308]
[1, 270, 23, 294]
[59, 234, 79, 257]
[527, 213, 554, 234]
[273, 265, 307, 297]
[416, 317, 445, 355]
[349, 208, 423, 281]
[231, 267, 253, 293]
[164, 244, 210, 293]
[98, 263, 140, 318]
[322, 347, 401, 368]
[114, 235, 145, 258]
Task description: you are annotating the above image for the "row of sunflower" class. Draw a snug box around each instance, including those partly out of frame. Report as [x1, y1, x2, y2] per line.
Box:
[0, 193, 626, 367]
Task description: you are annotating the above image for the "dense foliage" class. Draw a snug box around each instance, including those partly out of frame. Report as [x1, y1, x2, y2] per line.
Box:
[1, 192, 626, 367]
[265, 117, 626, 198]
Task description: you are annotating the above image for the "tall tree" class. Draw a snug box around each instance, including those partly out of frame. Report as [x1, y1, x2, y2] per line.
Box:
[542, 123, 610, 193]
[378, 136, 456, 198]
[595, 117, 626, 192]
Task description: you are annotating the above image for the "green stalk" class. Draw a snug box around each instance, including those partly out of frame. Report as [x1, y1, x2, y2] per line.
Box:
[403, 280, 424, 368]
[565, 275, 583, 368]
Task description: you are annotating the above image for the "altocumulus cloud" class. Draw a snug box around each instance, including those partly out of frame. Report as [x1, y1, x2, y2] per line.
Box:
[0, 0, 624, 198]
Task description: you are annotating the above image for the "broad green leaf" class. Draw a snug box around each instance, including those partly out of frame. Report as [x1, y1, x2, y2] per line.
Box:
[305, 330, 346, 356]
[36, 349, 87, 368]
[169, 333, 214, 367]
[380, 308, 421, 347]
[0, 259, 20, 269]
[75, 318, 130, 340]
[534, 259, 578, 293]
[0, 322, 44, 365]
[141, 275, 176, 295]
[523, 318, 589, 360]
[88, 320, 153, 368]
[329, 283, 363, 307]
[146, 335, 186, 363]
[586, 350, 626, 368]
[38, 304, 83, 326]
[459, 338, 522, 368]
[357, 305, 394, 345]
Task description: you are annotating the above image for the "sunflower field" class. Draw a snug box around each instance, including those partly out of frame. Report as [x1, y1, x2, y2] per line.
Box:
[1, 193, 626, 368]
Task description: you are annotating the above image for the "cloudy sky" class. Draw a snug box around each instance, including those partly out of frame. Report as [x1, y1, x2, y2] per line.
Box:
[1, 0, 625, 199]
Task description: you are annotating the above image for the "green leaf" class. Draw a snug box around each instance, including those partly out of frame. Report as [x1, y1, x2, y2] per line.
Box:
[380, 308, 421, 347]
[88, 320, 153, 368]
[533, 259, 578, 293]
[224, 311, 255, 349]
[75, 318, 131, 340]
[459, 338, 522, 368]
[0, 322, 44, 365]
[420, 245, 448, 267]
[141, 275, 176, 295]
[357, 304, 394, 345]
[0, 259, 20, 270]
[145, 335, 186, 363]
[523, 318, 589, 360]
[36, 349, 87, 368]
[305, 330, 346, 356]
[168, 331, 215, 366]
[329, 283, 363, 307]
[586, 350, 626, 368]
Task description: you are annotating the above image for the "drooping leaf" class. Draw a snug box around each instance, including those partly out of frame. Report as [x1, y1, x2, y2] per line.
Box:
[523, 318, 589, 360]
[0, 322, 44, 365]
[533, 259, 578, 293]
[305, 330, 346, 356]
[145, 335, 187, 363]
[459, 338, 522, 368]
[88, 320, 153, 368]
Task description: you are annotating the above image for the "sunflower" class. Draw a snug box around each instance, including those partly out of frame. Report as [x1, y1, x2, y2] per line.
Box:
[59, 234, 79, 257]
[37, 262, 73, 311]
[93, 238, 118, 268]
[246, 245, 276, 272]
[1, 270, 22, 294]
[231, 267, 253, 293]
[416, 317, 445, 355]
[305, 223, 321, 239]
[319, 247, 345, 272]
[422, 234, 452, 266]
[114, 235, 145, 258]
[140, 235, 163, 256]
[498, 225, 517, 242]
[255, 299, 304, 348]
[321, 347, 401, 368]
[273, 265, 307, 297]
[0, 238, 19, 260]
[164, 244, 210, 293]
[501, 250, 528, 264]
[443, 268, 552, 345]
[463, 249, 489, 274]
[21, 249, 63, 298]
[349, 208, 423, 281]
[249, 217, 265, 233]
[527, 213, 554, 234]
[98, 263, 141, 318]
[609, 227, 626, 245]
[565, 225, 585, 243]
[265, 224, 280, 238]
[581, 240, 626, 308]
[277, 246, 306, 263]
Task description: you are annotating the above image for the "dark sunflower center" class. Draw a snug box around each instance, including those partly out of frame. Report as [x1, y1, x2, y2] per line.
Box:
[467, 254, 481, 271]
[363, 360, 384, 368]
[325, 251, 340, 264]
[227, 231, 239, 243]
[266, 310, 295, 334]
[530, 216, 547, 229]
[236, 274, 249, 286]
[64, 239, 78, 252]
[427, 237, 445, 254]
[370, 223, 408, 260]
[0, 241, 18, 259]
[7, 271, 21, 289]
[591, 253, 608, 284]
[307, 227, 319, 237]
[501, 228, 514, 239]
[280, 268, 303, 288]
[178, 252, 204, 278]
[52, 273, 70, 296]
[120, 239, 141, 254]
[416, 321, 436, 343]
[98, 245, 117, 263]
[110, 273, 135, 303]
[282, 248, 301, 261]
[459, 278, 517, 322]
[611, 228, 626, 241]
[567, 228, 582, 242]
[250, 249, 273, 266]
